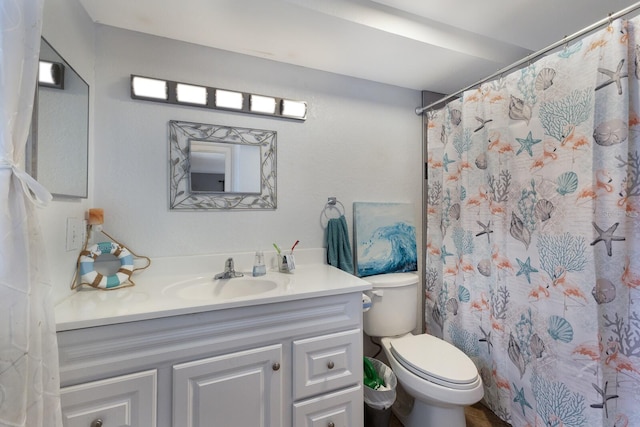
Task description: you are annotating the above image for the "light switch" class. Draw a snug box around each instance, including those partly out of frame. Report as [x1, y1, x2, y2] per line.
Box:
[66, 218, 85, 251]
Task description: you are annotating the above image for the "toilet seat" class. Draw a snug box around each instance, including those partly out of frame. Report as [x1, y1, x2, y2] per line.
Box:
[389, 334, 480, 390]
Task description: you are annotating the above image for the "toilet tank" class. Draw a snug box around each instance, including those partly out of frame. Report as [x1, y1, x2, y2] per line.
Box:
[363, 272, 419, 337]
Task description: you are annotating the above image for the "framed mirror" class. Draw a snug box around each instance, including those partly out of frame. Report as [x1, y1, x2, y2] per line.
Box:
[27, 37, 89, 198]
[169, 121, 277, 210]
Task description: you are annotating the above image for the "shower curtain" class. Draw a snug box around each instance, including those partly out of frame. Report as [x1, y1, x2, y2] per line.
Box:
[425, 16, 640, 427]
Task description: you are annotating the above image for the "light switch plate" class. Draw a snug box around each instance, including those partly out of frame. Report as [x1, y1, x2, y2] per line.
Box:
[66, 218, 85, 251]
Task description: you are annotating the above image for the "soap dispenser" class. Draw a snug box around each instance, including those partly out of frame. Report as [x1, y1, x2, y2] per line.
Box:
[252, 251, 266, 277]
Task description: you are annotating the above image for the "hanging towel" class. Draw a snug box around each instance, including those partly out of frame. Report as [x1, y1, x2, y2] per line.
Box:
[326, 215, 354, 274]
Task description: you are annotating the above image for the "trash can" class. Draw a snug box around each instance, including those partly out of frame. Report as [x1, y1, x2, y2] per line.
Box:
[363, 357, 397, 427]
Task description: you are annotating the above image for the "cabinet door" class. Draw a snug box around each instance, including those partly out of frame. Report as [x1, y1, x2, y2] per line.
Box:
[60, 370, 157, 427]
[173, 344, 282, 427]
[293, 385, 363, 427]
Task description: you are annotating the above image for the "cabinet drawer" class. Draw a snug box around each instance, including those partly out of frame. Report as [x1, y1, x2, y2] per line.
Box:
[293, 329, 361, 400]
[293, 384, 363, 427]
[61, 370, 157, 427]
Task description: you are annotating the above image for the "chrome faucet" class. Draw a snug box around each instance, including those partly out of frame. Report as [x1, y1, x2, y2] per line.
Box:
[214, 257, 244, 279]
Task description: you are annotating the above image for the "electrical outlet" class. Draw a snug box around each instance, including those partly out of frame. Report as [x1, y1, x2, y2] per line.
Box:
[66, 218, 84, 251]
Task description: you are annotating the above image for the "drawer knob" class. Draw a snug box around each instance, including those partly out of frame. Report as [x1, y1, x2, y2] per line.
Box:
[91, 420, 103, 427]
[327, 361, 335, 369]
[328, 422, 335, 427]
[272, 362, 281, 371]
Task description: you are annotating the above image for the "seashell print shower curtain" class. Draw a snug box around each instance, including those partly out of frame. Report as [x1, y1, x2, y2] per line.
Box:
[425, 16, 640, 427]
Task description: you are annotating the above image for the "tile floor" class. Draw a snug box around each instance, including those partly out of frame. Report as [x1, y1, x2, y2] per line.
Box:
[389, 402, 510, 427]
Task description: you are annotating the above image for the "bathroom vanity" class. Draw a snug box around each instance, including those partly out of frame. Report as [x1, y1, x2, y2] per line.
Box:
[55, 255, 370, 427]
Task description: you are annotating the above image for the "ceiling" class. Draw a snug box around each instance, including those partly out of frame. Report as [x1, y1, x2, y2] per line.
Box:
[78, 0, 638, 94]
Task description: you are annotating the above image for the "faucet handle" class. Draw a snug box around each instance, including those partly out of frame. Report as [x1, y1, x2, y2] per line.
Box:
[213, 257, 244, 279]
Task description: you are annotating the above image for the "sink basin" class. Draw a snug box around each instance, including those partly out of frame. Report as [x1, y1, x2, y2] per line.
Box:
[162, 274, 287, 301]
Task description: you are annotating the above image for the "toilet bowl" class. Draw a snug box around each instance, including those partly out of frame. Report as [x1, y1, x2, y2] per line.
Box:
[363, 273, 484, 427]
[381, 334, 484, 426]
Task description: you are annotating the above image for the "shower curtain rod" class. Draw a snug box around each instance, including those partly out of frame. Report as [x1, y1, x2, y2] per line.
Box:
[415, 1, 640, 115]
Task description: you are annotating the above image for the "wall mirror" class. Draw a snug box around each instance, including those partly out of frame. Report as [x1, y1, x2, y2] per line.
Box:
[27, 37, 89, 198]
[169, 121, 277, 210]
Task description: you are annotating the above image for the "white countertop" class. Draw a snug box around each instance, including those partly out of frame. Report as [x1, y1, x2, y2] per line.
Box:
[55, 250, 371, 331]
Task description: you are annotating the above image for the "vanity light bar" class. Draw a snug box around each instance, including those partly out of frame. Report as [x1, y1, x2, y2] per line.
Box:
[129, 75, 307, 121]
[38, 60, 65, 89]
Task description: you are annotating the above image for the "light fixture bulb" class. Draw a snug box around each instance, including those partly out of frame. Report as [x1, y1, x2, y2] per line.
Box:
[176, 83, 208, 105]
[250, 95, 277, 114]
[281, 99, 307, 119]
[131, 76, 168, 100]
[38, 61, 64, 88]
[39, 61, 56, 84]
[215, 89, 244, 109]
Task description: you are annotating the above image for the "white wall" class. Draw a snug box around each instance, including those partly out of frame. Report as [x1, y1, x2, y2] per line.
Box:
[41, 5, 423, 303]
[40, 0, 95, 304]
[93, 27, 423, 253]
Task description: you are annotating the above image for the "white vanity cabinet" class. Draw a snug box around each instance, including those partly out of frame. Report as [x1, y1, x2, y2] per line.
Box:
[57, 292, 364, 427]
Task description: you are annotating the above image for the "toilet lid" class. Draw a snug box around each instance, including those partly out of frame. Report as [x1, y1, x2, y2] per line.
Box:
[365, 272, 418, 288]
[390, 334, 479, 390]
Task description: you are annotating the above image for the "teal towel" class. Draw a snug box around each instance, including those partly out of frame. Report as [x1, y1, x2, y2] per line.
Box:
[326, 215, 354, 274]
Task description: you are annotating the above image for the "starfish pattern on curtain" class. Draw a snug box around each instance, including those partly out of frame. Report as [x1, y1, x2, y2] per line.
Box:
[426, 16, 640, 427]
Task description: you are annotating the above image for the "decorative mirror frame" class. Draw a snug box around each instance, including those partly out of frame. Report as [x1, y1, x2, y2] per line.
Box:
[169, 120, 277, 210]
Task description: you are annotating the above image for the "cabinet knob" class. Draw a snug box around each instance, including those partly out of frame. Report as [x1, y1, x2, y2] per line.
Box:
[328, 422, 335, 427]
[327, 361, 335, 369]
[272, 362, 281, 371]
[90, 419, 103, 427]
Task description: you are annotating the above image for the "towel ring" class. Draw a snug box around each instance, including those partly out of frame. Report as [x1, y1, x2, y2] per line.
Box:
[322, 197, 345, 221]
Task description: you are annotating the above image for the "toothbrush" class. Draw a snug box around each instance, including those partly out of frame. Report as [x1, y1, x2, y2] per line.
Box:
[273, 243, 282, 254]
[291, 240, 300, 252]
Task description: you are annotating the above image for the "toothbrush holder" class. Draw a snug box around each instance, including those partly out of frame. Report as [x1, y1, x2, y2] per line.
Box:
[278, 252, 296, 273]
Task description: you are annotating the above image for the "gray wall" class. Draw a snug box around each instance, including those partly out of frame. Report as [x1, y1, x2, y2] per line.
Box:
[92, 27, 422, 256]
[41, 1, 423, 303]
[39, 0, 95, 303]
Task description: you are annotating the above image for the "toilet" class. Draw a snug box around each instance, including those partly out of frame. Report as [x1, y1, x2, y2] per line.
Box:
[363, 272, 484, 427]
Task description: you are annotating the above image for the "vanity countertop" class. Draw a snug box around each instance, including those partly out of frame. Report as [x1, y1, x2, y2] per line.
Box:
[55, 251, 371, 332]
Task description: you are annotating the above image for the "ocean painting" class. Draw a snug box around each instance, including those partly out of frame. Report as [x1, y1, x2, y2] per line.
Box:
[354, 202, 417, 277]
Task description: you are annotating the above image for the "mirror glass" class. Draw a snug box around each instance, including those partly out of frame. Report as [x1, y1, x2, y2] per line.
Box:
[189, 141, 261, 193]
[27, 38, 89, 198]
[169, 121, 276, 210]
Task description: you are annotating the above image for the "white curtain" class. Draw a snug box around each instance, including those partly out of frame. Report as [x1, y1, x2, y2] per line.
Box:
[0, 0, 61, 426]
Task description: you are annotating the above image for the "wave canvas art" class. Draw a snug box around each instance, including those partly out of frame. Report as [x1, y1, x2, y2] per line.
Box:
[354, 202, 417, 277]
